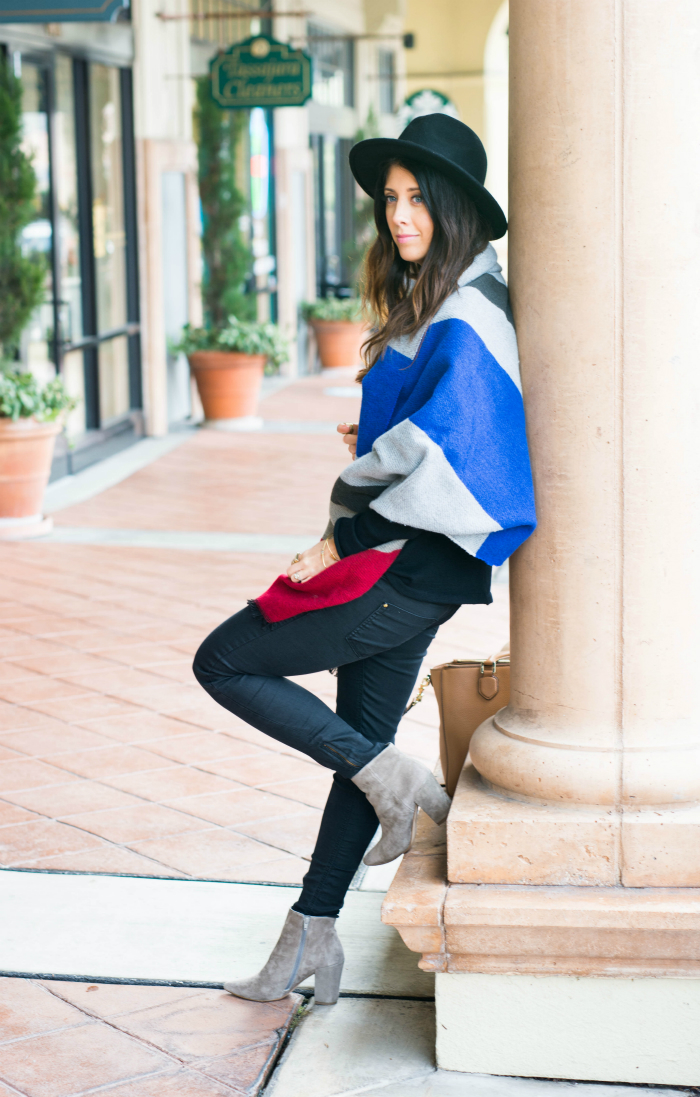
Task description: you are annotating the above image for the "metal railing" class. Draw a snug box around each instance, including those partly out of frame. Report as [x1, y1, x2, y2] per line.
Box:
[187, 0, 265, 48]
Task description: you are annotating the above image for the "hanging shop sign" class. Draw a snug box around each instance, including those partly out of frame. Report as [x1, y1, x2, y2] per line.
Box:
[210, 35, 312, 110]
[0, 0, 127, 20]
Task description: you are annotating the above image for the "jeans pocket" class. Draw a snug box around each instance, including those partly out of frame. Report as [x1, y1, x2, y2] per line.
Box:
[347, 601, 442, 658]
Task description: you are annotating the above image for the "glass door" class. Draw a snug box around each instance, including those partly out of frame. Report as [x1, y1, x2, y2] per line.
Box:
[311, 133, 356, 299]
[90, 62, 129, 426]
[14, 50, 141, 444]
[53, 53, 85, 435]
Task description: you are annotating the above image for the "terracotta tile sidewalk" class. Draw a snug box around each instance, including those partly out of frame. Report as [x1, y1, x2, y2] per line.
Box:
[51, 371, 357, 535]
[0, 374, 507, 884]
[0, 542, 332, 882]
[0, 977, 301, 1096]
[0, 372, 507, 1095]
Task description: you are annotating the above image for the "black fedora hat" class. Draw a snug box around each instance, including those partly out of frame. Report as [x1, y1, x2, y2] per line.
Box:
[349, 113, 507, 240]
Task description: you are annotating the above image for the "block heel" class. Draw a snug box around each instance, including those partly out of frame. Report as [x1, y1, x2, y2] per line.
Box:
[224, 909, 344, 1003]
[314, 961, 343, 1004]
[416, 774, 452, 825]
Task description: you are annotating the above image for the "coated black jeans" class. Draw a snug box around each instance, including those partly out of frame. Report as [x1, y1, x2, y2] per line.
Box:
[193, 577, 456, 917]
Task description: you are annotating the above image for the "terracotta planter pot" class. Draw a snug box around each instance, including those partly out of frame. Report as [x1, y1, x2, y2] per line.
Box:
[188, 351, 266, 421]
[0, 417, 59, 539]
[311, 320, 367, 369]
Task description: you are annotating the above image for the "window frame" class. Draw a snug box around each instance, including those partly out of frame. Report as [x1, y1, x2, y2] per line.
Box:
[68, 55, 141, 430]
[9, 46, 142, 433]
[378, 49, 395, 115]
[307, 21, 355, 110]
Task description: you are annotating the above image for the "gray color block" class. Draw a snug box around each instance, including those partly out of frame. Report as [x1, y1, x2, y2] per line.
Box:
[343, 418, 501, 556]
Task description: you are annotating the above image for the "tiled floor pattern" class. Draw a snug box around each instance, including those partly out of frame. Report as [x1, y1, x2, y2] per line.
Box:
[51, 431, 350, 535]
[0, 371, 507, 883]
[0, 541, 506, 881]
[0, 371, 508, 1096]
[0, 977, 301, 1096]
[51, 372, 360, 536]
[0, 543, 334, 882]
[256, 367, 361, 424]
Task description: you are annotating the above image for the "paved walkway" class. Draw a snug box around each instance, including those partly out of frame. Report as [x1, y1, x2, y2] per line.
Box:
[0, 371, 508, 884]
[0, 369, 509, 1095]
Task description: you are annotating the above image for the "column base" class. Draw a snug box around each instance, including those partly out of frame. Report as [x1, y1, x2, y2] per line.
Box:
[448, 764, 700, 886]
[448, 764, 618, 885]
[436, 970, 700, 1084]
[383, 811, 700, 1085]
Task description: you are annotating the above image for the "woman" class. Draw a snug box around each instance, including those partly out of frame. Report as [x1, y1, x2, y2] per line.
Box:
[193, 114, 536, 1005]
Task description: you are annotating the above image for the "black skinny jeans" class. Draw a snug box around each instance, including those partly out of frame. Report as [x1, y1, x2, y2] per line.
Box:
[193, 576, 456, 918]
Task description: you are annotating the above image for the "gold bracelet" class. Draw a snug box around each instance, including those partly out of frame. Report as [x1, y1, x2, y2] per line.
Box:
[321, 540, 329, 568]
[327, 538, 340, 562]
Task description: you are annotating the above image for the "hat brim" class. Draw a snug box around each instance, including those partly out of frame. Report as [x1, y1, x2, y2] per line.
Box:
[349, 136, 508, 240]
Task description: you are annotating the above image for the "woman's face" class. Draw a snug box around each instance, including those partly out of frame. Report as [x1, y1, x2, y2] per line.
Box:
[383, 164, 434, 263]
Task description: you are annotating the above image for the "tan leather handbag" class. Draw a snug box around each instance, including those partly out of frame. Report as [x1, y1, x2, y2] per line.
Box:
[407, 652, 510, 797]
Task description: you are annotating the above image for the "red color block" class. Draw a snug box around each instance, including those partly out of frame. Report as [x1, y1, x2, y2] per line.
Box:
[255, 549, 401, 622]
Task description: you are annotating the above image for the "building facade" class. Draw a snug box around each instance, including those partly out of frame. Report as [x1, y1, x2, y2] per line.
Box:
[1, 0, 413, 463]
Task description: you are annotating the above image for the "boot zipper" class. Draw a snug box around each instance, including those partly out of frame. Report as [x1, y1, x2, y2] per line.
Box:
[284, 915, 309, 993]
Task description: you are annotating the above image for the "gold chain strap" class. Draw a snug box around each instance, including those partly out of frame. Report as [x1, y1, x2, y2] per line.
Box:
[403, 673, 432, 715]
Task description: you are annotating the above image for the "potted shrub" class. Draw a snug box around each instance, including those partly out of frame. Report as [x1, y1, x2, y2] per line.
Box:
[302, 298, 366, 369]
[195, 76, 255, 326]
[0, 58, 45, 359]
[176, 317, 288, 427]
[0, 369, 76, 538]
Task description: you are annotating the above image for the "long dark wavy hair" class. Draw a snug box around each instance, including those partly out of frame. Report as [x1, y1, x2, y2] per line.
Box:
[359, 158, 491, 377]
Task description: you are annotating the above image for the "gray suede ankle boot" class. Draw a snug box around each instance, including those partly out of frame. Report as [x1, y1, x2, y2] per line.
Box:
[223, 908, 344, 1004]
[352, 743, 452, 866]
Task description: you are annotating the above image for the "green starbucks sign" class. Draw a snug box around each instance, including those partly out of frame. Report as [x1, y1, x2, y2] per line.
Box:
[210, 35, 312, 110]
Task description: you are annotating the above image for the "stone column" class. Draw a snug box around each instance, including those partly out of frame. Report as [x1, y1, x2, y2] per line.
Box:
[458, 0, 700, 887]
[384, 1, 700, 1084]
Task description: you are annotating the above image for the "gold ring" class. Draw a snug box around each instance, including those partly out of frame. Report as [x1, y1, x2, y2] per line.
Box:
[292, 553, 301, 563]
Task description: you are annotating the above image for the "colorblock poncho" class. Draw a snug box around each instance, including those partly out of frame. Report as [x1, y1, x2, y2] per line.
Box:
[257, 244, 536, 623]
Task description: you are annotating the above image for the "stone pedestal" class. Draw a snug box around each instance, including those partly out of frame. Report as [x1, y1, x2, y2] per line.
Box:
[383, 0, 700, 1083]
[384, 814, 700, 1084]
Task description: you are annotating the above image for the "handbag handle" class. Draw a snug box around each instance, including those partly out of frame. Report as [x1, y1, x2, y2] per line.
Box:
[480, 652, 510, 675]
[403, 649, 511, 714]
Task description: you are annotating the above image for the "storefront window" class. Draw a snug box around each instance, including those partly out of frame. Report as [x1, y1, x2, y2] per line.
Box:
[311, 134, 355, 298]
[54, 54, 82, 348]
[61, 348, 86, 437]
[89, 63, 129, 422]
[378, 50, 395, 115]
[13, 47, 140, 450]
[89, 64, 127, 334]
[249, 107, 276, 318]
[322, 135, 340, 288]
[98, 334, 129, 425]
[19, 61, 54, 385]
[308, 23, 354, 108]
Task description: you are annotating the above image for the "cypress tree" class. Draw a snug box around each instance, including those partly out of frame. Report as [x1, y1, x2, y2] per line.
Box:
[0, 57, 45, 358]
[195, 77, 255, 327]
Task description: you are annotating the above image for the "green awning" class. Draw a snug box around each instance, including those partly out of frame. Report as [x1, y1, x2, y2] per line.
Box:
[0, 0, 127, 22]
